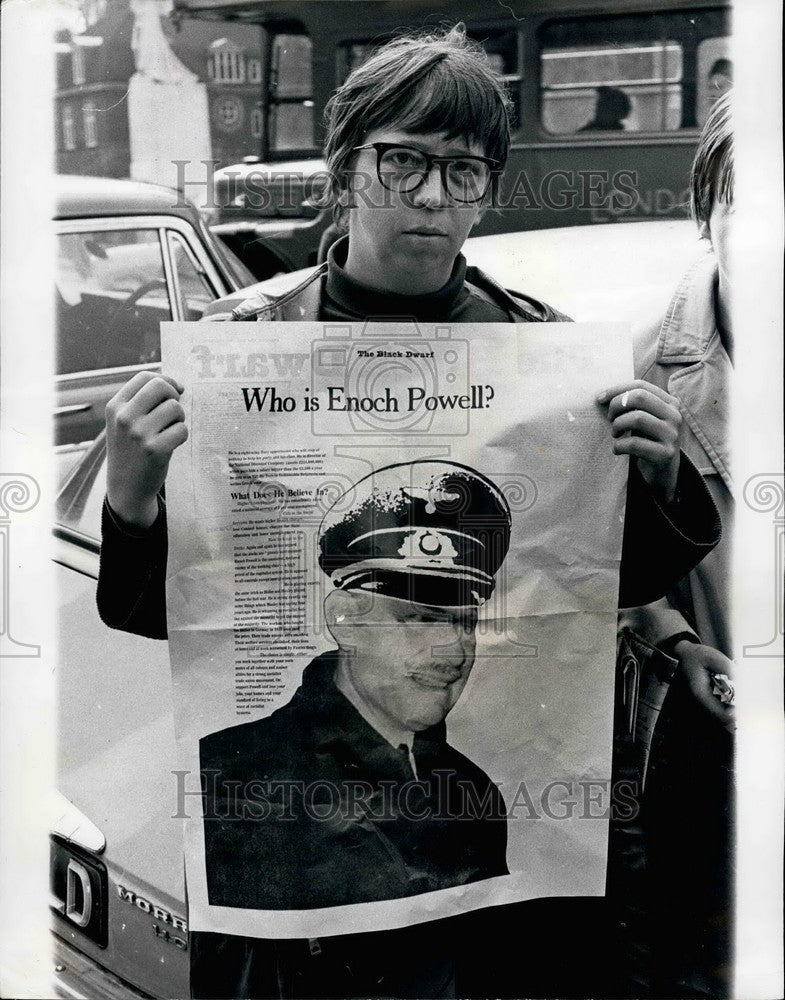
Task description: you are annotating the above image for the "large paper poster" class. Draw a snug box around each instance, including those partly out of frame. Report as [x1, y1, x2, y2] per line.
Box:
[162, 320, 631, 939]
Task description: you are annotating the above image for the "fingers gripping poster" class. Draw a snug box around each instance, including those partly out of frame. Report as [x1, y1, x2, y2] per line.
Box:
[162, 320, 631, 939]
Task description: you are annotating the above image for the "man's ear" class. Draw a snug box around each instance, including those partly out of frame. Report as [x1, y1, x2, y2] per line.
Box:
[323, 588, 373, 648]
[334, 191, 351, 231]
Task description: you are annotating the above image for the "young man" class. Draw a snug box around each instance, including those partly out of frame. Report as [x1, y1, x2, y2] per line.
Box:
[620, 91, 735, 997]
[98, 26, 720, 999]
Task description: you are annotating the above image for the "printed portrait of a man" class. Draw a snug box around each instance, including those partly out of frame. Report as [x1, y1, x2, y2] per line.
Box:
[200, 460, 513, 910]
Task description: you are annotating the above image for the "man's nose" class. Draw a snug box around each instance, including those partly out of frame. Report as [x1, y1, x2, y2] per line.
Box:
[409, 164, 448, 208]
[428, 623, 474, 656]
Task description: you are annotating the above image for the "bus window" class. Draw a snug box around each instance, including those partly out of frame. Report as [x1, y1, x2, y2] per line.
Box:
[270, 102, 315, 151]
[270, 32, 314, 151]
[541, 32, 683, 134]
[696, 39, 732, 126]
[470, 28, 522, 126]
[344, 42, 380, 75]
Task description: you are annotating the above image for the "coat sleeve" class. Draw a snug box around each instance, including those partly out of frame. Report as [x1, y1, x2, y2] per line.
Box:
[618, 454, 721, 609]
[619, 597, 699, 650]
[96, 496, 168, 639]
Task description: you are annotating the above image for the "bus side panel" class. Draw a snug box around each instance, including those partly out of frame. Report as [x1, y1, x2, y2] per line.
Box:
[484, 138, 695, 234]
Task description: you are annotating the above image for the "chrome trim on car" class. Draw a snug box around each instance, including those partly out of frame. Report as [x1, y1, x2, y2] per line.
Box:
[55, 362, 162, 384]
[56, 404, 93, 417]
[66, 861, 95, 927]
[51, 936, 154, 1000]
[53, 532, 101, 581]
[52, 793, 107, 854]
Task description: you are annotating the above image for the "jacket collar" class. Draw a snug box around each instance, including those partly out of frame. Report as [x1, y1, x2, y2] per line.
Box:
[656, 251, 719, 364]
[324, 236, 470, 320]
[223, 237, 562, 324]
[655, 251, 732, 489]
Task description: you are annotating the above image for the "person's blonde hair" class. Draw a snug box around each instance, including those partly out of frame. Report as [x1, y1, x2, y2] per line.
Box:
[691, 91, 734, 225]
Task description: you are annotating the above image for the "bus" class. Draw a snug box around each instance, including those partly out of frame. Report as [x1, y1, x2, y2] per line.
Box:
[172, 0, 731, 268]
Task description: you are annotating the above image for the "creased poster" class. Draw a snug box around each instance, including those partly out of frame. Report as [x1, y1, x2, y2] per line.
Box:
[162, 320, 631, 939]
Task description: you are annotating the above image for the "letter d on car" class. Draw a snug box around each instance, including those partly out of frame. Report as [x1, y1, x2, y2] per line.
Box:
[65, 859, 93, 928]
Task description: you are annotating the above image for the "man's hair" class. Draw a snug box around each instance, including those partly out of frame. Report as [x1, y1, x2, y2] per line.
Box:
[322, 24, 512, 201]
[709, 57, 733, 79]
[691, 90, 734, 225]
[594, 86, 632, 124]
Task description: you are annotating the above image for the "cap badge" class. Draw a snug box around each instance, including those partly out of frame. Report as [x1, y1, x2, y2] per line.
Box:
[403, 485, 460, 514]
[398, 529, 458, 564]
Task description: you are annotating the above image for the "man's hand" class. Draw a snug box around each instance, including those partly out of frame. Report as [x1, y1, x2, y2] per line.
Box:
[105, 371, 187, 529]
[674, 639, 736, 733]
[597, 380, 682, 504]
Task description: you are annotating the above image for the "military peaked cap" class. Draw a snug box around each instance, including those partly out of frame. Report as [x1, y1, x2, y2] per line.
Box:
[318, 461, 512, 608]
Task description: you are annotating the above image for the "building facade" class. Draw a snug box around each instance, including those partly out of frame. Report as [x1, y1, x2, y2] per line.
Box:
[54, 0, 268, 180]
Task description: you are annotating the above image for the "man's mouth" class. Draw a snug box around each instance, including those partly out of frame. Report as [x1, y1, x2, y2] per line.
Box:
[402, 227, 448, 238]
[407, 668, 462, 690]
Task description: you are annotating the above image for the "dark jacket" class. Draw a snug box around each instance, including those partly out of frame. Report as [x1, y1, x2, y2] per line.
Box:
[201, 652, 508, 911]
[200, 256, 571, 325]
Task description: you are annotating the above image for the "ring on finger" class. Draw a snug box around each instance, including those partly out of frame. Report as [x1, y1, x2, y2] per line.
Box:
[711, 673, 735, 706]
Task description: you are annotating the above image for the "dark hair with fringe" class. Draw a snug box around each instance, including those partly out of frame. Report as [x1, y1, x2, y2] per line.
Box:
[691, 90, 734, 225]
[322, 24, 512, 210]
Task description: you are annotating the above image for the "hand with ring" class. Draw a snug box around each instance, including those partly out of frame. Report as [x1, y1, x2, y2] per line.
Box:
[672, 639, 736, 733]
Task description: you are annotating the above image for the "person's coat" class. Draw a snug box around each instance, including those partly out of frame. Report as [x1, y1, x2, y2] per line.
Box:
[621, 251, 732, 656]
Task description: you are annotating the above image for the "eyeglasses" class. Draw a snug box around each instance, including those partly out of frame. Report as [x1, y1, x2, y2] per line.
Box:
[352, 142, 500, 203]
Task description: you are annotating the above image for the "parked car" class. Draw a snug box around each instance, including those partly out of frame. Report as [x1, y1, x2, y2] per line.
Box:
[55, 175, 255, 447]
[50, 218, 701, 998]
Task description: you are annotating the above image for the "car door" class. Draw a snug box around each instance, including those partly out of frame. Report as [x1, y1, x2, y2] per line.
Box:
[55, 215, 230, 447]
[52, 435, 190, 999]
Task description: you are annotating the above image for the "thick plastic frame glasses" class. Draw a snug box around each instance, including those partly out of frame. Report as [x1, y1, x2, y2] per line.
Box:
[352, 142, 501, 203]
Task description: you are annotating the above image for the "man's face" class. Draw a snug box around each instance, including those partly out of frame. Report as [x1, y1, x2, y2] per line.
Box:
[330, 592, 479, 733]
[343, 128, 487, 296]
[710, 71, 732, 96]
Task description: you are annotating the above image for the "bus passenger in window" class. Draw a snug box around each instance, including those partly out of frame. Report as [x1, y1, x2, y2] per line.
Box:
[579, 85, 633, 131]
[709, 57, 733, 100]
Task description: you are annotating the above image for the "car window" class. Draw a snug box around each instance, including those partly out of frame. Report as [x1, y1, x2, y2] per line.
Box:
[56, 229, 172, 375]
[169, 232, 215, 320]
